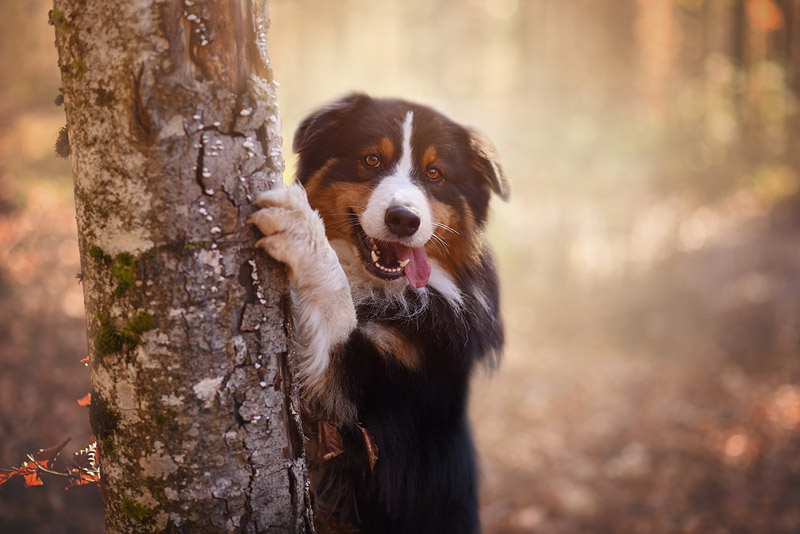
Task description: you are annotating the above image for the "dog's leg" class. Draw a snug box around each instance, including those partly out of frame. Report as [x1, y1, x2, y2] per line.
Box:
[249, 184, 357, 415]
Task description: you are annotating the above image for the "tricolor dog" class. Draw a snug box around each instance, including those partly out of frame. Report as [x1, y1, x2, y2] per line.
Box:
[250, 93, 508, 533]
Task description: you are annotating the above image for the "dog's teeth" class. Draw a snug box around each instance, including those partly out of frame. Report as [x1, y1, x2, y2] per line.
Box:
[371, 250, 379, 263]
[398, 259, 410, 268]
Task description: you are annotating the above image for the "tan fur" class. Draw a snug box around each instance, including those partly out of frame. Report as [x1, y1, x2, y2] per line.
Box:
[306, 180, 373, 242]
[302, 158, 336, 202]
[426, 197, 478, 283]
[359, 322, 421, 371]
[422, 145, 439, 170]
[377, 137, 395, 161]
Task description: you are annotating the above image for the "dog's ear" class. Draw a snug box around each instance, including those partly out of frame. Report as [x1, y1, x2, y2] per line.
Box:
[293, 92, 370, 154]
[468, 128, 509, 201]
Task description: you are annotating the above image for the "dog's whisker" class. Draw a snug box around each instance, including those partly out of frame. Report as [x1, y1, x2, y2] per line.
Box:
[328, 221, 361, 233]
[434, 222, 461, 236]
[429, 233, 450, 253]
[432, 231, 449, 246]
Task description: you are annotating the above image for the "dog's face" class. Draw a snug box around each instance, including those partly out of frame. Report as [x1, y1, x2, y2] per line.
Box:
[294, 93, 508, 289]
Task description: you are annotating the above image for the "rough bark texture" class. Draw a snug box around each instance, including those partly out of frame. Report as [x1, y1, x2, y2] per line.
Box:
[51, 0, 313, 532]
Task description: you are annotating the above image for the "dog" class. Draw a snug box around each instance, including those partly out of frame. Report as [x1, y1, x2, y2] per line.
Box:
[249, 93, 508, 533]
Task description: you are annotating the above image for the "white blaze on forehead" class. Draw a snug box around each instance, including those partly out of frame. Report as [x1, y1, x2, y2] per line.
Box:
[398, 111, 414, 179]
[361, 111, 433, 248]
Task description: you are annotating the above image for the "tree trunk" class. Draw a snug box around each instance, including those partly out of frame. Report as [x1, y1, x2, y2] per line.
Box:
[51, 0, 313, 532]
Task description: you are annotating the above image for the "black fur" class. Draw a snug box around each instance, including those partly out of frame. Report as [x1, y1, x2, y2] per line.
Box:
[295, 94, 506, 533]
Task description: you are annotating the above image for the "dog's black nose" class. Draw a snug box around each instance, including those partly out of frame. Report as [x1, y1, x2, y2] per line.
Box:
[385, 205, 421, 238]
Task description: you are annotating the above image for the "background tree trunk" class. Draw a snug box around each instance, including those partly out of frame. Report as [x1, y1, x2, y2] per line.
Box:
[51, 0, 312, 532]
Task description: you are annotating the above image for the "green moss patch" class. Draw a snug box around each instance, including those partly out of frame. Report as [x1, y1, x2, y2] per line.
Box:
[111, 252, 138, 296]
[93, 311, 156, 362]
[48, 9, 69, 33]
[88, 245, 112, 265]
[60, 59, 87, 80]
[72, 60, 87, 78]
[87, 246, 143, 296]
[127, 311, 155, 335]
[94, 314, 124, 357]
[121, 497, 152, 524]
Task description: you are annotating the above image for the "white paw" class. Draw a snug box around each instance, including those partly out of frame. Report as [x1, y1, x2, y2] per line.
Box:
[248, 183, 330, 274]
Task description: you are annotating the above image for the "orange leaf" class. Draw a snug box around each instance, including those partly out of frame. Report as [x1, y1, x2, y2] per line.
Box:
[0, 464, 34, 487]
[65, 469, 100, 490]
[77, 393, 91, 406]
[23, 469, 43, 488]
[317, 421, 344, 463]
[80, 354, 90, 365]
[359, 425, 379, 472]
[0, 472, 15, 487]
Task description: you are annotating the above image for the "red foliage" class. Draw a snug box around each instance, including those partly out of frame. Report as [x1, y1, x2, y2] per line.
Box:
[0, 438, 99, 490]
[0, 438, 69, 488]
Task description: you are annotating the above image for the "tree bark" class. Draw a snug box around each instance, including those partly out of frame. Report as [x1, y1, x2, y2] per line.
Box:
[51, 0, 313, 532]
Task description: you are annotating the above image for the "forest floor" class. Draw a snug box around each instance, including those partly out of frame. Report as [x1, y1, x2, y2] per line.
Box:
[1, 176, 799, 533]
[475, 192, 800, 533]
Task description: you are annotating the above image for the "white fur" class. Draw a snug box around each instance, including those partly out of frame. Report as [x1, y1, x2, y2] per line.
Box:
[249, 185, 357, 391]
[360, 112, 433, 248]
[427, 259, 464, 309]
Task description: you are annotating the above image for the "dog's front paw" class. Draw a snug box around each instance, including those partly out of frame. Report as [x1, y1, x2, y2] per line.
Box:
[248, 183, 330, 274]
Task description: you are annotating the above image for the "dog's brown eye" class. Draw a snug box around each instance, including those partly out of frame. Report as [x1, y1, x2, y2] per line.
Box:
[426, 166, 442, 181]
[364, 154, 381, 167]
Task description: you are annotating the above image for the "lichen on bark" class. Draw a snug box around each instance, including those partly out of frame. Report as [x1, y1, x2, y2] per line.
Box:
[52, 0, 312, 532]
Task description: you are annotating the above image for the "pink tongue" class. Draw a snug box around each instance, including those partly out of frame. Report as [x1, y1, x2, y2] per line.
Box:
[391, 244, 431, 288]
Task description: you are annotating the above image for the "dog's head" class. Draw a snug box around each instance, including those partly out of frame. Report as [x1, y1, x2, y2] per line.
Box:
[294, 93, 508, 289]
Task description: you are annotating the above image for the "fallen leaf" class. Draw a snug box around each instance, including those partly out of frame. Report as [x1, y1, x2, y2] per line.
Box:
[318, 421, 344, 463]
[359, 425, 379, 472]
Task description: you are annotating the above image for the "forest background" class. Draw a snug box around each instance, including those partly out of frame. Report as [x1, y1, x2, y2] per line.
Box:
[1, 0, 799, 532]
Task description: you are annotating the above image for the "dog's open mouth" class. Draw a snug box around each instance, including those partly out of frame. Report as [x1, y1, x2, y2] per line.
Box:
[353, 218, 432, 288]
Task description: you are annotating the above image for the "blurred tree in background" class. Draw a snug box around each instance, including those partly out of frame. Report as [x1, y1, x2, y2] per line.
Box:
[1, 1, 799, 533]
